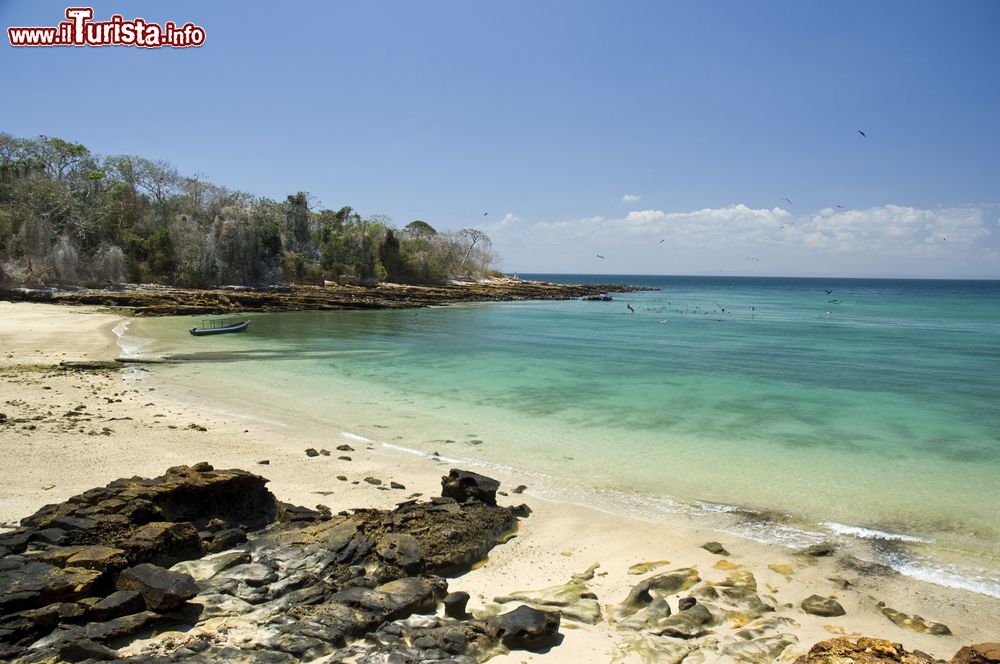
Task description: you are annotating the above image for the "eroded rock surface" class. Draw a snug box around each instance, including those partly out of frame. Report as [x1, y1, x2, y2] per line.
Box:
[0, 465, 542, 663]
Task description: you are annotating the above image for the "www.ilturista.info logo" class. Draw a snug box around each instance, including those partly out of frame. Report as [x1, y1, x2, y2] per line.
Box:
[7, 7, 206, 48]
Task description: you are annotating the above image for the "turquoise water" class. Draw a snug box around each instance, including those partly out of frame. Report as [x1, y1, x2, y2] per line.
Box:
[123, 276, 1000, 597]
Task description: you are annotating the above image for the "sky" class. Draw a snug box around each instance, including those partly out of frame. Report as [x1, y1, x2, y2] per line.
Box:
[1, 0, 999, 278]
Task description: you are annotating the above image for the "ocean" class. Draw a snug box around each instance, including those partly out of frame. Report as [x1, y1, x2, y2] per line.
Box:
[118, 275, 1000, 598]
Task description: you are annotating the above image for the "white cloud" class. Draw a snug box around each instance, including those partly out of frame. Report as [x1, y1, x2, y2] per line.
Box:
[485, 203, 995, 276]
[622, 194, 641, 203]
[479, 212, 520, 233]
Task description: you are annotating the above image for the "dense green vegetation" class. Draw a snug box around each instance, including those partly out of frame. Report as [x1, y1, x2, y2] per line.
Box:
[0, 133, 496, 288]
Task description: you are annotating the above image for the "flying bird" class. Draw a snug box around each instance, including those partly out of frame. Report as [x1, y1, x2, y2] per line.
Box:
[858, 130, 867, 137]
[659, 239, 665, 244]
[836, 205, 844, 208]
[483, 212, 488, 216]
[824, 289, 833, 295]
[626, 304, 635, 314]
[781, 197, 792, 206]
[596, 254, 606, 259]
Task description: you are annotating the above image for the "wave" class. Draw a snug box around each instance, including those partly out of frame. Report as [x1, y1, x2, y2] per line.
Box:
[112, 320, 153, 359]
[822, 521, 930, 543]
[375, 442, 1000, 598]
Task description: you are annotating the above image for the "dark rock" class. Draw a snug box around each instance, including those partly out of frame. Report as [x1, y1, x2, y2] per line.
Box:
[122, 521, 204, 567]
[489, 605, 561, 650]
[441, 469, 500, 506]
[390, 482, 405, 490]
[443, 591, 470, 619]
[678, 596, 697, 611]
[59, 637, 120, 662]
[951, 643, 1000, 664]
[88, 590, 145, 622]
[305, 448, 319, 457]
[376, 534, 424, 573]
[337, 444, 354, 452]
[798, 542, 837, 557]
[0, 562, 102, 613]
[116, 563, 198, 610]
[330, 576, 446, 621]
[512, 485, 527, 494]
[82, 610, 161, 641]
[339, 456, 352, 461]
[365, 477, 383, 486]
[701, 541, 729, 555]
[801, 594, 846, 617]
[257, 460, 270, 465]
[207, 527, 247, 553]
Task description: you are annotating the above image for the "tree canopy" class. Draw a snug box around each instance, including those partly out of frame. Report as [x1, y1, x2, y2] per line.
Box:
[0, 133, 496, 288]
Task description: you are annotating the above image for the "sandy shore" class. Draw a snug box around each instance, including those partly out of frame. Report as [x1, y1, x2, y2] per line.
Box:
[1, 302, 997, 662]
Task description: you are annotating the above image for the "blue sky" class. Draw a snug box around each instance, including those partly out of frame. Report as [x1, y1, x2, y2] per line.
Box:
[2, 0, 999, 277]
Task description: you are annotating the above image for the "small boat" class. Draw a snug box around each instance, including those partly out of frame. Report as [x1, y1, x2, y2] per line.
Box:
[189, 318, 250, 336]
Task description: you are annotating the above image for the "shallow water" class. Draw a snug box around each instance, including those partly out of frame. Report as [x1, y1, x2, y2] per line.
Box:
[123, 275, 1000, 597]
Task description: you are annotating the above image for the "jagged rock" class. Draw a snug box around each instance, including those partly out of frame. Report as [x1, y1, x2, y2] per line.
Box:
[702, 541, 729, 555]
[0, 562, 102, 613]
[123, 521, 205, 567]
[65, 545, 130, 573]
[0, 466, 530, 663]
[801, 594, 845, 617]
[794, 637, 936, 664]
[305, 448, 319, 457]
[59, 637, 121, 662]
[443, 591, 470, 619]
[494, 564, 603, 624]
[951, 643, 1000, 664]
[117, 563, 198, 610]
[489, 605, 561, 650]
[190, 592, 255, 619]
[879, 605, 951, 635]
[88, 590, 145, 622]
[376, 533, 424, 573]
[441, 469, 500, 506]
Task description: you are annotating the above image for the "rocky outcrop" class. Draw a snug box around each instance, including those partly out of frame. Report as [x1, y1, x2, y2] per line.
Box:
[951, 643, 1000, 664]
[794, 637, 935, 664]
[0, 466, 542, 663]
[0, 280, 655, 317]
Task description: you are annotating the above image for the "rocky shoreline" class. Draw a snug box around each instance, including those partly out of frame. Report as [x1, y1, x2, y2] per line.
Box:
[0, 279, 652, 317]
[0, 464, 557, 663]
[1, 463, 997, 664]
